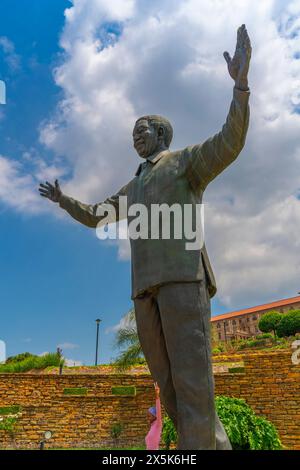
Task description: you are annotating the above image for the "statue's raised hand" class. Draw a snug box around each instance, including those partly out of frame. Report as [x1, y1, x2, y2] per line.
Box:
[39, 179, 62, 203]
[223, 24, 251, 91]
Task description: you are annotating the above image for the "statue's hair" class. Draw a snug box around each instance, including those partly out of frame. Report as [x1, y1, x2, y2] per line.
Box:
[136, 115, 173, 147]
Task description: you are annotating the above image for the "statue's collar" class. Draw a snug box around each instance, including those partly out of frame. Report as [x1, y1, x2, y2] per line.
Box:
[147, 149, 169, 164]
[135, 150, 169, 176]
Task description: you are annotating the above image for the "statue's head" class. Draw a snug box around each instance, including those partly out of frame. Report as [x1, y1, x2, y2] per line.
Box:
[133, 115, 173, 159]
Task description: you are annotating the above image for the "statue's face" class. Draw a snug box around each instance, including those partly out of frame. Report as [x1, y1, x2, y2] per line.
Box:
[133, 119, 159, 158]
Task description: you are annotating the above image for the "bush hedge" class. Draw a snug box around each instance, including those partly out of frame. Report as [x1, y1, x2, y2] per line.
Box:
[277, 310, 300, 338]
[162, 396, 282, 450]
[0, 352, 63, 373]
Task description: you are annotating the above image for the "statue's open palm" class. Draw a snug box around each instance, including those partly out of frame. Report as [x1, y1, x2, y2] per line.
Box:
[39, 180, 62, 203]
[223, 24, 251, 90]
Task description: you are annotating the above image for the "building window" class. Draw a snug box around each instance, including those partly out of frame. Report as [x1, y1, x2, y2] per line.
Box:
[218, 333, 222, 340]
[247, 317, 250, 322]
[252, 315, 257, 320]
[217, 323, 221, 328]
[233, 320, 236, 325]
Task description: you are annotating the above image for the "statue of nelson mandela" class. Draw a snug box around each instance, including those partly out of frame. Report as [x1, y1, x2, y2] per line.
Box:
[39, 25, 251, 449]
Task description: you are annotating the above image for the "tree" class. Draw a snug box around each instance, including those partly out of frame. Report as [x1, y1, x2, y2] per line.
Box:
[113, 308, 145, 370]
[258, 311, 283, 337]
[277, 310, 300, 338]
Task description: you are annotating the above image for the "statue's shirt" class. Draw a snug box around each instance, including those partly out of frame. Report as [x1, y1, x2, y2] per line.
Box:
[59, 87, 250, 299]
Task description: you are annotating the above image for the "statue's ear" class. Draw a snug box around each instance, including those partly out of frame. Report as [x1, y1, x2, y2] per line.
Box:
[158, 126, 165, 138]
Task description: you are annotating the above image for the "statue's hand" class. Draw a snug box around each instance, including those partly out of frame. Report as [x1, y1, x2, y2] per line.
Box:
[223, 24, 251, 91]
[39, 179, 62, 203]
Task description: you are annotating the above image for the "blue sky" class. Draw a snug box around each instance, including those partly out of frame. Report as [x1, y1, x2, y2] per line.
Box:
[1, 0, 300, 365]
[0, 0, 133, 364]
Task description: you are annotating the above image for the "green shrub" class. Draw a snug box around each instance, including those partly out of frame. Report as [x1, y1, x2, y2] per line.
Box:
[111, 386, 136, 396]
[6, 352, 33, 364]
[111, 422, 124, 440]
[258, 311, 283, 337]
[0, 416, 18, 434]
[228, 367, 245, 373]
[0, 406, 21, 415]
[246, 339, 266, 348]
[216, 396, 281, 449]
[277, 310, 300, 338]
[256, 333, 273, 339]
[212, 347, 223, 354]
[162, 415, 178, 450]
[0, 406, 22, 435]
[161, 396, 282, 450]
[63, 388, 88, 396]
[0, 352, 64, 373]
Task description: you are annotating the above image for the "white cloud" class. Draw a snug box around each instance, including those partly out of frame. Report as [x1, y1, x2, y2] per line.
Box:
[64, 358, 83, 366]
[3, 0, 300, 310]
[0, 156, 40, 212]
[0, 36, 21, 71]
[57, 342, 79, 350]
[0, 153, 66, 214]
[38, 350, 82, 366]
[105, 308, 135, 334]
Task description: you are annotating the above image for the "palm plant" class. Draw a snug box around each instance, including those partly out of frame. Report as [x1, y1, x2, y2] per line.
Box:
[114, 308, 145, 370]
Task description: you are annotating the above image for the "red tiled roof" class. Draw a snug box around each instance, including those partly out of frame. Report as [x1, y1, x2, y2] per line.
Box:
[211, 295, 300, 322]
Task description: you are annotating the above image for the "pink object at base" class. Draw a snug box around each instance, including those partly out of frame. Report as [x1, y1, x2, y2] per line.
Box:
[145, 396, 162, 450]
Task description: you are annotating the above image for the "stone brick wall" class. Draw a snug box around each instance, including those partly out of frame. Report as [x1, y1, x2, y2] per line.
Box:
[214, 349, 300, 450]
[0, 349, 299, 449]
[0, 375, 154, 449]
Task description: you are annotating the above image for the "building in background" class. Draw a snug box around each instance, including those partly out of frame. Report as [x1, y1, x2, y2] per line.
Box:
[211, 295, 300, 341]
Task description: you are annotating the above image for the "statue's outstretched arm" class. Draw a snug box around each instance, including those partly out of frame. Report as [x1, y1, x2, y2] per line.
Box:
[183, 25, 251, 191]
[39, 179, 128, 228]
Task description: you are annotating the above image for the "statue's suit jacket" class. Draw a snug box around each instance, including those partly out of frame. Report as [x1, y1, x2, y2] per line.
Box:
[59, 87, 250, 299]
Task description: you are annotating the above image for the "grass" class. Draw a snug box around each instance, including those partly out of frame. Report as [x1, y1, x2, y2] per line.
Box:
[111, 386, 136, 396]
[0, 353, 63, 373]
[212, 333, 299, 354]
[0, 406, 21, 415]
[63, 388, 88, 396]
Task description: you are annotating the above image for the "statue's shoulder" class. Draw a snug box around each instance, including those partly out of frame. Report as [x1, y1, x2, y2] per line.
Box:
[164, 148, 184, 161]
[165, 146, 194, 164]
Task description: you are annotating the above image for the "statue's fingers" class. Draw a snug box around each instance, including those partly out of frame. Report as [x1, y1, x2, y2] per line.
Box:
[237, 24, 246, 47]
[39, 189, 50, 198]
[223, 51, 231, 64]
[242, 29, 249, 45]
[45, 181, 54, 189]
[246, 44, 252, 58]
[40, 193, 50, 199]
[245, 35, 251, 49]
[39, 186, 50, 194]
[242, 35, 251, 56]
[39, 183, 50, 190]
[39, 188, 50, 197]
[39, 190, 51, 197]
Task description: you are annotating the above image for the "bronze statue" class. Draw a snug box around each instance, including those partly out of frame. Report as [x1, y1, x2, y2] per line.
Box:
[39, 25, 251, 449]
